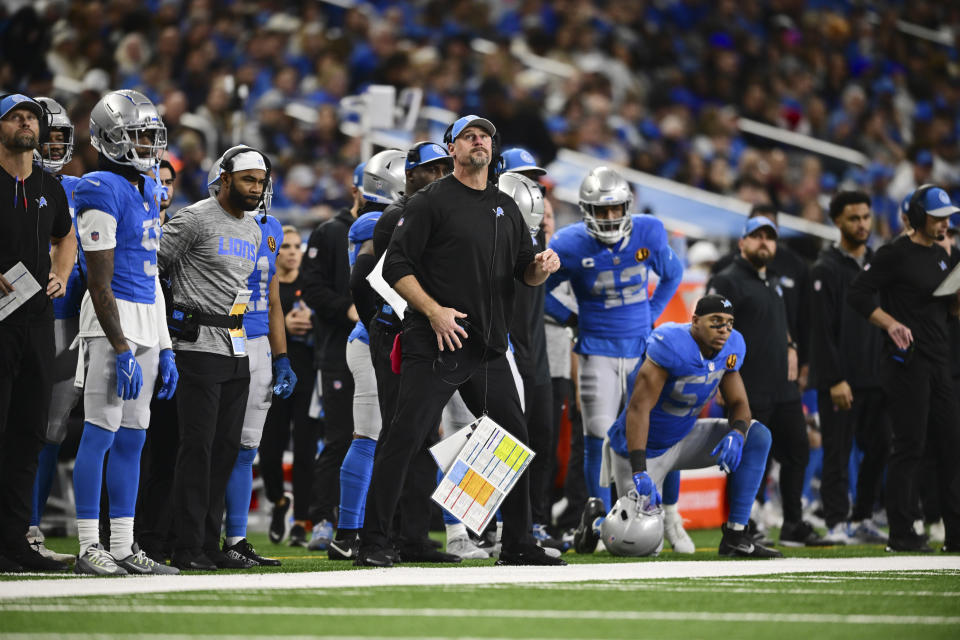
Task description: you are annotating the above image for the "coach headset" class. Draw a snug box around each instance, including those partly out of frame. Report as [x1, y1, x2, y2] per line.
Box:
[905, 183, 936, 232]
[217, 144, 273, 223]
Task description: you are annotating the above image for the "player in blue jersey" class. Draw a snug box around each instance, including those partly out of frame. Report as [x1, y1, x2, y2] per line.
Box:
[543, 166, 689, 550]
[206, 148, 296, 567]
[72, 90, 179, 575]
[25, 97, 83, 564]
[573, 294, 780, 558]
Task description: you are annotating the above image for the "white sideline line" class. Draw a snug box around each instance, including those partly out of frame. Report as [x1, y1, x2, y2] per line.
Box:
[0, 636, 552, 640]
[0, 556, 957, 601]
[2, 603, 959, 626]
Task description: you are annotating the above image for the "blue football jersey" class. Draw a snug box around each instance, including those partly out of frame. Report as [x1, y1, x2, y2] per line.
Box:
[243, 215, 283, 339]
[545, 215, 682, 357]
[73, 171, 161, 304]
[53, 174, 85, 319]
[607, 322, 746, 457]
[347, 210, 382, 345]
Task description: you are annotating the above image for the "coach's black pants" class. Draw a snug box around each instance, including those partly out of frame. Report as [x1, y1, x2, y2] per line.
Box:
[170, 351, 249, 554]
[881, 355, 960, 544]
[309, 366, 354, 525]
[523, 377, 555, 526]
[817, 386, 889, 529]
[751, 395, 808, 524]
[0, 322, 52, 546]
[361, 326, 534, 553]
[136, 391, 179, 555]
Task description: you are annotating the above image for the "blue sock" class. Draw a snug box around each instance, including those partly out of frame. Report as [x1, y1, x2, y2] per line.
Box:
[583, 435, 611, 509]
[338, 437, 376, 531]
[73, 422, 116, 519]
[31, 443, 60, 527]
[661, 469, 681, 506]
[225, 447, 258, 538]
[107, 427, 146, 518]
[728, 422, 772, 525]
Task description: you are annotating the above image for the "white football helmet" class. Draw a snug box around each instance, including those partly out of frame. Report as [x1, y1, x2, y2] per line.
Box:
[499, 172, 544, 233]
[362, 149, 406, 204]
[33, 96, 74, 172]
[599, 490, 664, 557]
[579, 166, 633, 244]
[89, 89, 166, 173]
[207, 145, 273, 212]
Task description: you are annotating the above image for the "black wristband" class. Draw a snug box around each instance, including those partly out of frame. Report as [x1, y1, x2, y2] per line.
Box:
[731, 420, 748, 436]
[272, 352, 288, 363]
[629, 449, 647, 474]
[787, 341, 798, 350]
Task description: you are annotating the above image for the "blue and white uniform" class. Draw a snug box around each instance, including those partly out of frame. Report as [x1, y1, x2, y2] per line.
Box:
[239, 214, 283, 448]
[604, 323, 771, 526]
[346, 210, 382, 439]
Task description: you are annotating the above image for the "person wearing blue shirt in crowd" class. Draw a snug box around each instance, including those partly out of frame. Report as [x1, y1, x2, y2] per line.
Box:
[71, 90, 179, 576]
[26, 96, 83, 564]
[574, 295, 780, 558]
[544, 166, 687, 550]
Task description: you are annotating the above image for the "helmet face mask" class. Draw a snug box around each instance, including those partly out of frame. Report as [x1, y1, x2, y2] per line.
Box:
[90, 89, 167, 173]
[599, 490, 664, 557]
[579, 166, 634, 244]
[499, 171, 544, 233]
[34, 97, 74, 172]
[363, 149, 406, 205]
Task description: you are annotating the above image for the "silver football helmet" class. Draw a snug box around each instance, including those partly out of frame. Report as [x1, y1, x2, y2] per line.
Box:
[90, 89, 166, 173]
[579, 166, 633, 244]
[207, 145, 273, 211]
[362, 149, 406, 204]
[33, 96, 74, 172]
[499, 172, 544, 234]
[599, 490, 664, 557]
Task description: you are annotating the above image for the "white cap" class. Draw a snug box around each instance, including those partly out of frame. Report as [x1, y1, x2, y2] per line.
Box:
[230, 151, 267, 173]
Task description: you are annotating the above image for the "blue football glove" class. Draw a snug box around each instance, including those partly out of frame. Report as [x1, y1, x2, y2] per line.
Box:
[711, 429, 745, 474]
[115, 350, 143, 400]
[156, 349, 178, 400]
[272, 356, 297, 399]
[632, 471, 662, 507]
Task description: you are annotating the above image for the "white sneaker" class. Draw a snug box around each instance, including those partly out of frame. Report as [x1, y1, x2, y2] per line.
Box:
[913, 519, 926, 537]
[664, 510, 695, 554]
[823, 523, 852, 545]
[929, 519, 946, 544]
[75, 543, 127, 576]
[446, 536, 489, 560]
[26, 526, 74, 563]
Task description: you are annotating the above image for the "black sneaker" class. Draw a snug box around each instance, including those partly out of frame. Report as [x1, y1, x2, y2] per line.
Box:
[497, 544, 567, 566]
[225, 539, 281, 567]
[398, 545, 462, 564]
[573, 497, 606, 554]
[8, 541, 69, 572]
[328, 531, 359, 561]
[885, 535, 934, 553]
[941, 543, 960, 553]
[779, 520, 831, 547]
[719, 524, 783, 558]
[354, 546, 395, 567]
[207, 547, 256, 569]
[747, 518, 775, 546]
[269, 495, 291, 544]
[0, 553, 23, 573]
[288, 524, 307, 548]
[171, 550, 217, 571]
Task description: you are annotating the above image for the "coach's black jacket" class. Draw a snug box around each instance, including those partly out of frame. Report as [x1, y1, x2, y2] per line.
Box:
[808, 244, 882, 390]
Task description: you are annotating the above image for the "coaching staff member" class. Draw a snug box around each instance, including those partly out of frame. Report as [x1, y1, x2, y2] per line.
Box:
[0, 94, 74, 572]
[159, 147, 266, 570]
[848, 185, 960, 553]
[357, 115, 564, 567]
[809, 191, 889, 545]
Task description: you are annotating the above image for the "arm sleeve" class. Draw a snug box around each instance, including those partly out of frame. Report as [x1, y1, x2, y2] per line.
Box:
[809, 263, 843, 387]
[648, 242, 683, 322]
[157, 207, 200, 271]
[77, 210, 118, 251]
[383, 197, 432, 287]
[848, 245, 894, 319]
[301, 223, 354, 327]
[154, 274, 172, 350]
[350, 251, 378, 329]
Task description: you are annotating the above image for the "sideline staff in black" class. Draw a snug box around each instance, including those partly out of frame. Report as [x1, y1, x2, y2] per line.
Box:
[848, 185, 960, 553]
[0, 94, 75, 572]
[357, 115, 564, 567]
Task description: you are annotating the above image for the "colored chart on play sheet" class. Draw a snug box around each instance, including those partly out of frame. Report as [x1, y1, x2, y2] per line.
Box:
[431, 416, 535, 535]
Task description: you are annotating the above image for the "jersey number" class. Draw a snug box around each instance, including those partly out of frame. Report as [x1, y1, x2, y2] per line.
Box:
[251, 256, 270, 311]
[590, 265, 648, 308]
[140, 220, 160, 277]
[662, 369, 726, 417]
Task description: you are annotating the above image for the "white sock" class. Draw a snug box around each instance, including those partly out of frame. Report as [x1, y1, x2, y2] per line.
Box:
[77, 519, 100, 555]
[225, 536, 243, 547]
[445, 523, 467, 541]
[109, 517, 134, 560]
[663, 503, 679, 515]
[727, 522, 746, 531]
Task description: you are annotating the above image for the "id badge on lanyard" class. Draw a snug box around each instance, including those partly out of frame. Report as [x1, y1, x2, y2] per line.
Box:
[229, 289, 252, 356]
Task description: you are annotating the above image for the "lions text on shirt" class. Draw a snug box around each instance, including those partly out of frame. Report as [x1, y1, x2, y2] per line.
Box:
[243, 213, 283, 339]
[607, 322, 746, 457]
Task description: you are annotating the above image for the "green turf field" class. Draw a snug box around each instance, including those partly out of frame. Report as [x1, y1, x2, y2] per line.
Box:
[2, 530, 958, 639]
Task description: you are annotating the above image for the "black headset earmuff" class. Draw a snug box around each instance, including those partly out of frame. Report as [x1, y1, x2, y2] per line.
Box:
[907, 183, 935, 231]
[219, 145, 272, 200]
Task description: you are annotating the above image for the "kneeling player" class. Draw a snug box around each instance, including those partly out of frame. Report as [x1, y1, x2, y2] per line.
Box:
[575, 295, 780, 558]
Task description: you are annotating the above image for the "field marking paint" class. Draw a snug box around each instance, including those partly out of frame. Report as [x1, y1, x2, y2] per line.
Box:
[516, 583, 960, 597]
[0, 556, 957, 601]
[0, 636, 552, 640]
[2, 603, 959, 626]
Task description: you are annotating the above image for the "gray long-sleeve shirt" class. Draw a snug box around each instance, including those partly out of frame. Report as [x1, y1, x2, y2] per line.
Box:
[158, 197, 261, 356]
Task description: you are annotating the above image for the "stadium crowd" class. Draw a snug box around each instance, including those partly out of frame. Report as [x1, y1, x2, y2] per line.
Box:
[0, 0, 959, 572]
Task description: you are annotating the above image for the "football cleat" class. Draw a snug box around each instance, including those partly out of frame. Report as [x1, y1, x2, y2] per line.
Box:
[718, 524, 783, 558]
[850, 519, 887, 545]
[573, 497, 606, 554]
[532, 524, 565, 551]
[497, 544, 567, 566]
[779, 520, 831, 547]
[446, 535, 490, 560]
[307, 519, 334, 551]
[225, 539, 281, 567]
[208, 547, 256, 569]
[822, 523, 852, 545]
[354, 547, 395, 568]
[269, 495, 291, 544]
[115, 544, 180, 574]
[76, 543, 127, 576]
[27, 526, 74, 563]
[328, 532, 359, 561]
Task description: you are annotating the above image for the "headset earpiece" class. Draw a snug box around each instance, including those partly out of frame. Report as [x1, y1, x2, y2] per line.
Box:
[217, 145, 272, 209]
[907, 183, 935, 231]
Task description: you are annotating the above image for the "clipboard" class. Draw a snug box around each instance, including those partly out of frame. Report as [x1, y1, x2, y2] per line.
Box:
[933, 260, 960, 296]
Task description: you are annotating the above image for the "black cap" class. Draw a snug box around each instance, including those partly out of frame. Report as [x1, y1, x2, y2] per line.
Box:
[694, 294, 734, 317]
